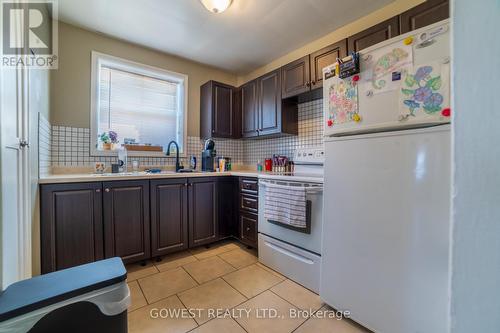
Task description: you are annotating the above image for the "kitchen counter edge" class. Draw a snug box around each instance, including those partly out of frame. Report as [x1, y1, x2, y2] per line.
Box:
[39, 171, 324, 185]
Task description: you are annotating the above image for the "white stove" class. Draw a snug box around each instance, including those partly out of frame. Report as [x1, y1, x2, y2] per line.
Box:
[258, 147, 324, 293]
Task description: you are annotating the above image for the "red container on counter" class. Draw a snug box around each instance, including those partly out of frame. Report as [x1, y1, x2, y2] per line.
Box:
[264, 158, 272, 171]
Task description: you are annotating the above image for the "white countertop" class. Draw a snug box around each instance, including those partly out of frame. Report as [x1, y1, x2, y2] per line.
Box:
[38, 170, 323, 184]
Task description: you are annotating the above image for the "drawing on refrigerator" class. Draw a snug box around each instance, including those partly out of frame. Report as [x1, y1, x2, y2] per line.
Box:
[364, 44, 413, 93]
[327, 76, 359, 125]
[399, 62, 450, 118]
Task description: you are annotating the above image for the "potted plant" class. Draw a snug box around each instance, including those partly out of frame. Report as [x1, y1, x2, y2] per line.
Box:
[99, 131, 118, 150]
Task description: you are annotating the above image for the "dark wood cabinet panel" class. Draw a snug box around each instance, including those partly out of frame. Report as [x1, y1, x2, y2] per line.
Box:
[348, 16, 400, 53]
[232, 87, 242, 139]
[258, 69, 282, 136]
[240, 213, 258, 248]
[214, 83, 233, 137]
[310, 39, 348, 89]
[150, 178, 188, 257]
[103, 180, 150, 263]
[281, 55, 310, 98]
[241, 80, 258, 138]
[200, 81, 237, 139]
[217, 177, 238, 238]
[40, 182, 104, 273]
[188, 178, 218, 247]
[241, 71, 297, 138]
[400, 0, 449, 33]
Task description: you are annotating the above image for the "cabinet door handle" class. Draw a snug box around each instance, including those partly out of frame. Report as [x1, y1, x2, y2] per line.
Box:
[105, 188, 110, 192]
[184, 183, 188, 187]
[246, 227, 250, 231]
[96, 189, 101, 193]
[311, 80, 316, 86]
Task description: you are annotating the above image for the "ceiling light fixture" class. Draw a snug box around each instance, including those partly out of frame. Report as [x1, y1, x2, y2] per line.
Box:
[200, 0, 233, 14]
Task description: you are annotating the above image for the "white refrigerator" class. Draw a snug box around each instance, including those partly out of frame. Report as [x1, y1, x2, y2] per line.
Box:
[321, 21, 451, 333]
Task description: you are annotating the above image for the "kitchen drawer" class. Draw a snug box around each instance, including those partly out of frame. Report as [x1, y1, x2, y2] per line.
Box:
[240, 213, 258, 247]
[240, 194, 258, 213]
[258, 233, 321, 293]
[240, 177, 258, 194]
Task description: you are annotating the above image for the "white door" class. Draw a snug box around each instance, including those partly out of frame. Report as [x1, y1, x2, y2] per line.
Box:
[0, 52, 32, 289]
[321, 125, 451, 333]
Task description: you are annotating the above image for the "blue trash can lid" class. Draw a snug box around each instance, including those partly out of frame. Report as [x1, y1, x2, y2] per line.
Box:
[0, 257, 127, 322]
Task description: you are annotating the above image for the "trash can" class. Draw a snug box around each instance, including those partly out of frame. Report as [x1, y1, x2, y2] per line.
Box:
[0, 257, 130, 333]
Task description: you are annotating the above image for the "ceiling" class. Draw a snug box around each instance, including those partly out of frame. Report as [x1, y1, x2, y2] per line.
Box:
[57, 0, 394, 74]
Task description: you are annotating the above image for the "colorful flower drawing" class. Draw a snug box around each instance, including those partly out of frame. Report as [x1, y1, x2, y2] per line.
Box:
[371, 47, 410, 90]
[328, 77, 359, 125]
[400, 65, 445, 117]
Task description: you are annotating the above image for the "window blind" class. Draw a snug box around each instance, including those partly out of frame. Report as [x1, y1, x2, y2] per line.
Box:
[98, 65, 183, 152]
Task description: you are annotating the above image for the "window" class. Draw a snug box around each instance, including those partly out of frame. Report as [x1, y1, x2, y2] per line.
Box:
[91, 51, 187, 156]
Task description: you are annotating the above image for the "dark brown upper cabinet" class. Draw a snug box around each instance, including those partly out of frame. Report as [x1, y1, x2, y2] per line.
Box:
[241, 80, 259, 138]
[310, 39, 348, 89]
[281, 55, 311, 99]
[150, 178, 189, 257]
[242, 74, 296, 139]
[188, 177, 218, 247]
[103, 180, 150, 264]
[281, 39, 347, 99]
[258, 69, 282, 136]
[348, 16, 400, 53]
[200, 80, 239, 139]
[40, 182, 104, 273]
[400, 0, 449, 34]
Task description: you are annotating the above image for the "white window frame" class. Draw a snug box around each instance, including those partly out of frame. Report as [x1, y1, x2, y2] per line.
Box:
[90, 51, 188, 157]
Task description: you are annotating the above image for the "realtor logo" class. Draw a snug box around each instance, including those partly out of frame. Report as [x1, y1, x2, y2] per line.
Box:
[2, 0, 58, 68]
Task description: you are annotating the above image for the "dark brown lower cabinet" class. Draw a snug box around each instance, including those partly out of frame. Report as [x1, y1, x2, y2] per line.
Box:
[102, 180, 150, 264]
[217, 177, 238, 238]
[238, 177, 259, 249]
[188, 178, 218, 247]
[40, 182, 104, 274]
[240, 213, 258, 248]
[40, 177, 239, 272]
[150, 178, 189, 257]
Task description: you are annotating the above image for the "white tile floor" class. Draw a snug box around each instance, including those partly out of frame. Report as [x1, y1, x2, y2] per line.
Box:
[126, 240, 370, 333]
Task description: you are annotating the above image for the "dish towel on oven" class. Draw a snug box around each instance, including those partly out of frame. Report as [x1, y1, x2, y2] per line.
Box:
[263, 182, 307, 228]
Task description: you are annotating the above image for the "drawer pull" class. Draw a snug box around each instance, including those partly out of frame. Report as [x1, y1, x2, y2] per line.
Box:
[264, 241, 314, 265]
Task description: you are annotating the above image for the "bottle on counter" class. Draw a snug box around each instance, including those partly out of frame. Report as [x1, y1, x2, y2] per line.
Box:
[219, 156, 226, 172]
[257, 160, 263, 172]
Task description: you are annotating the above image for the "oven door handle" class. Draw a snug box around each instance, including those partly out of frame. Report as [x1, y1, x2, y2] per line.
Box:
[264, 241, 315, 265]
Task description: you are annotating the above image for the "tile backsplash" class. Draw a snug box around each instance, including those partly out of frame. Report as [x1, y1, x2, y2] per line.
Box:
[39, 114, 52, 175]
[40, 99, 324, 174]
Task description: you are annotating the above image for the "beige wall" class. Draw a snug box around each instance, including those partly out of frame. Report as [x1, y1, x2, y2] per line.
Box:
[50, 22, 237, 136]
[237, 0, 425, 85]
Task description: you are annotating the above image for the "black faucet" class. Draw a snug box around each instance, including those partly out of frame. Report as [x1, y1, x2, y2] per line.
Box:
[165, 141, 183, 172]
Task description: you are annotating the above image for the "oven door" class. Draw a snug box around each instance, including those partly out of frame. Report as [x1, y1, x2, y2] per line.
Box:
[258, 179, 323, 254]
